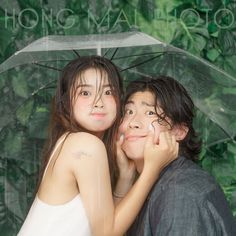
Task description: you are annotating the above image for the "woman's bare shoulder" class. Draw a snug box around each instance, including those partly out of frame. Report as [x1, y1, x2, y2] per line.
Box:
[61, 132, 108, 174]
[64, 132, 106, 154]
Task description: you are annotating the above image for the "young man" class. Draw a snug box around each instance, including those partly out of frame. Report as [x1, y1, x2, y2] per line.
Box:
[119, 76, 236, 235]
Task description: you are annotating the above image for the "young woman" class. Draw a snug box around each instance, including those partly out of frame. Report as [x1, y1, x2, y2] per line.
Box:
[18, 56, 178, 236]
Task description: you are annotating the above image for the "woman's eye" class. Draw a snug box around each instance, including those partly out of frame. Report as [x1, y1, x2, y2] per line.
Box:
[105, 90, 112, 95]
[79, 91, 90, 96]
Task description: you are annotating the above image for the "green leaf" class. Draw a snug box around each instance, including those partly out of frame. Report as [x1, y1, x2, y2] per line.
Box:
[28, 106, 50, 139]
[201, 156, 213, 172]
[173, 17, 208, 54]
[47, 0, 66, 16]
[16, 100, 34, 126]
[216, 55, 236, 78]
[195, 0, 222, 10]
[207, 48, 220, 61]
[0, 76, 5, 90]
[154, 0, 186, 13]
[0, 24, 12, 56]
[193, 34, 207, 51]
[208, 22, 218, 35]
[3, 130, 23, 159]
[0, 0, 20, 14]
[211, 31, 219, 37]
[64, 14, 89, 35]
[219, 29, 236, 56]
[191, 27, 209, 38]
[139, 0, 156, 21]
[228, 143, 236, 155]
[212, 162, 236, 185]
[138, 14, 177, 43]
[12, 75, 29, 98]
[222, 87, 236, 95]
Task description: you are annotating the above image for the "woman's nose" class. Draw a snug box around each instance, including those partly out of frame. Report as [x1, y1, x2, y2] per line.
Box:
[94, 96, 104, 108]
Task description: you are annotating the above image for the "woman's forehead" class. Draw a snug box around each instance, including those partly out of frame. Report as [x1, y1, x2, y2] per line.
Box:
[76, 68, 109, 86]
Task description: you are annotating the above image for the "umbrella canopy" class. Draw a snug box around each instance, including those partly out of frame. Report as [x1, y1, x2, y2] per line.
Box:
[0, 31, 235, 147]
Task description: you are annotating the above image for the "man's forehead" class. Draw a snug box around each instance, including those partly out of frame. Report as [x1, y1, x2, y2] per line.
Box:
[126, 91, 155, 106]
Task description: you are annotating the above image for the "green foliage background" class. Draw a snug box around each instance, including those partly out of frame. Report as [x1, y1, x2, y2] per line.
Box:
[0, 0, 236, 235]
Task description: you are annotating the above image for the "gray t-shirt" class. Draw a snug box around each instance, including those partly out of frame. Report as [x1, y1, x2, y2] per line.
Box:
[127, 156, 236, 236]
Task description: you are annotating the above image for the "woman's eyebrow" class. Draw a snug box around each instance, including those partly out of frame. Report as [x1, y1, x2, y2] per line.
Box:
[77, 84, 92, 88]
[103, 84, 111, 88]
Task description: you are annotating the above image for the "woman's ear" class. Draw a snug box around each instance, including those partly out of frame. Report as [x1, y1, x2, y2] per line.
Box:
[172, 124, 189, 141]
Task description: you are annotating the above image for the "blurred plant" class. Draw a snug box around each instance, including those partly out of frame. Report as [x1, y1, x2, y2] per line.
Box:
[0, 0, 236, 234]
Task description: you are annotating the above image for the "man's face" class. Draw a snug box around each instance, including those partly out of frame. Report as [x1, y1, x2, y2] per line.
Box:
[119, 91, 171, 160]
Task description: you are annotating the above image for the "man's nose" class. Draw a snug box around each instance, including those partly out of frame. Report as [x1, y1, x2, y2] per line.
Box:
[129, 119, 141, 129]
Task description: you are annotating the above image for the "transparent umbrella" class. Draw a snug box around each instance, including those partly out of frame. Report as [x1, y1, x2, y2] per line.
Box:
[0, 31, 235, 145]
[0, 31, 236, 233]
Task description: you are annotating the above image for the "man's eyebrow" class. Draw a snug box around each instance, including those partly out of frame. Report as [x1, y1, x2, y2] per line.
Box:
[125, 100, 155, 107]
[125, 100, 134, 105]
[141, 101, 155, 107]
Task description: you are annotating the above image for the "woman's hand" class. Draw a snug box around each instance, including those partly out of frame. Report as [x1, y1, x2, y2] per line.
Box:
[116, 134, 136, 181]
[143, 124, 179, 177]
[114, 134, 136, 201]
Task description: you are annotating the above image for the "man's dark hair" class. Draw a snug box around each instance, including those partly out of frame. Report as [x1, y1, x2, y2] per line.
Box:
[124, 75, 202, 161]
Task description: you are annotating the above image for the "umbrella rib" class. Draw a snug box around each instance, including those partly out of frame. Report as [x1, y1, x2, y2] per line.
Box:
[206, 137, 233, 148]
[73, 50, 80, 57]
[120, 54, 163, 72]
[194, 104, 234, 143]
[110, 48, 119, 60]
[113, 51, 163, 60]
[210, 121, 233, 140]
[33, 62, 62, 71]
[103, 48, 111, 57]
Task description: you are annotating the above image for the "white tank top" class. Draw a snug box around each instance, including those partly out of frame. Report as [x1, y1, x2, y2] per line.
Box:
[17, 135, 92, 236]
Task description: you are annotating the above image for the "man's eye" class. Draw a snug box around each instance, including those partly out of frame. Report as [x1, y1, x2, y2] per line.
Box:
[146, 111, 156, 116]
[125, 109, 133, 115]
[105, 90, 112, 95]
[79, 91, 90, 96]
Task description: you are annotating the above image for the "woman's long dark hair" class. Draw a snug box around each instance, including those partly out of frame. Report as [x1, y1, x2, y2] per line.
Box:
[38, 56, 123, 190]
[124, 76, 201, 161]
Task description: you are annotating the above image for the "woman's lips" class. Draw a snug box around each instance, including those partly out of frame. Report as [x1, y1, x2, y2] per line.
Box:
[91, 113, 106, 118]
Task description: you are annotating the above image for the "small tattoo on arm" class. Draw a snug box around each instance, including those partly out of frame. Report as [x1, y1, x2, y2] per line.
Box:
[76, 151, 92, 159]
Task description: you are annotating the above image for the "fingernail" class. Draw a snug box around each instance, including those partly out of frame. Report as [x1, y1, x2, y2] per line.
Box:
[120, 134, 124, 141]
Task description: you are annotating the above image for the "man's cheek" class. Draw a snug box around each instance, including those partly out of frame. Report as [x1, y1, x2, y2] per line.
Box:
[118, 122, 126, 134]
[155, 135, 159, 144]
[151, 128, 159, 144]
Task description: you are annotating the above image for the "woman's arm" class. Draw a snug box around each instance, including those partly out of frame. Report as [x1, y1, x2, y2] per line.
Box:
[67, 131, 178, 236]
[114, 134, 136, 205]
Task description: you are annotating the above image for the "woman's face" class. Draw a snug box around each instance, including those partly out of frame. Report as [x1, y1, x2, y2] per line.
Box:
[72, 68, 117, 137]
